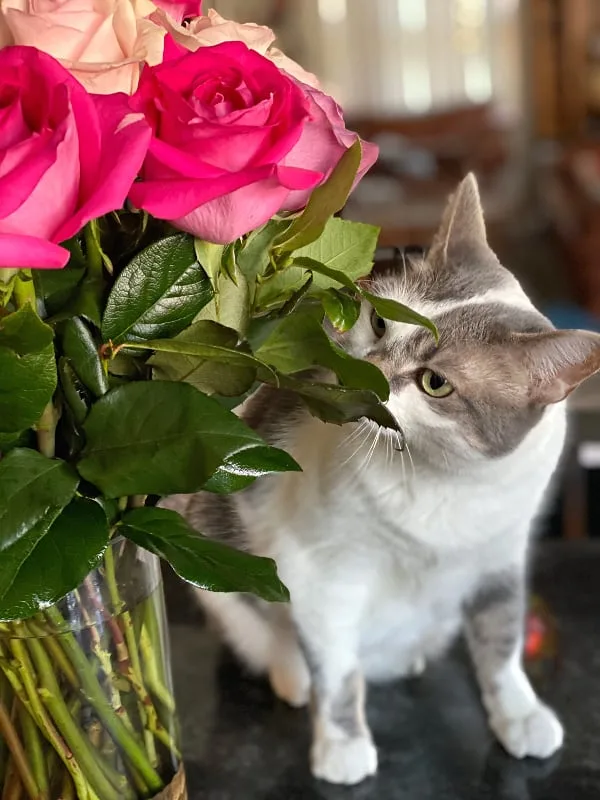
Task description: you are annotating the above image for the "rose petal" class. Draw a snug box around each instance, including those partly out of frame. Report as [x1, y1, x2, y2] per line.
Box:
[129, 163, 276, 218]
[54, 93, 151, 242]
[0, 233, 69, 268]
[172, 178, 292, 243]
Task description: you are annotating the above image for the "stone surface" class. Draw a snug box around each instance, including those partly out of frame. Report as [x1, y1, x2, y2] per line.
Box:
[166, 542, 600, 799]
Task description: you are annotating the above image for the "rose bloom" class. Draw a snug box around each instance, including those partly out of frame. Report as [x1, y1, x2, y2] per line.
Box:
[0, 46, 151, 268]
[157, 7, 320, 88]
[0, 0, 167, 94]
[128, 41, 378, 243]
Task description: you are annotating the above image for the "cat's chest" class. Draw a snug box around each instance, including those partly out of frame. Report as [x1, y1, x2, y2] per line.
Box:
[357, 553, 477, 681]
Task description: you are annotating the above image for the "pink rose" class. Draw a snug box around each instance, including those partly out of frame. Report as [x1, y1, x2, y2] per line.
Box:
[128, 42, 378, 243]
[152, 0, 199, 24]
[0, 47, 151, 269]
[157, 7, 320, 89]
[0, 0, 166, 94]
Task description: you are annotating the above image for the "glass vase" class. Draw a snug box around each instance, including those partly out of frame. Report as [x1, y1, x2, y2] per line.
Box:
[0, 539, 184, 800]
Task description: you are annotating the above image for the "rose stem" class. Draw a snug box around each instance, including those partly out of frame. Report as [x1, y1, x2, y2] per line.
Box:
[19, 633, 121, 800]
[12, 271, 36, 311]
[34, 404, 57, 460]
[43, 607, 164, 794]
[25, 622, 78, 691]
[139, 625, 175, 714]
[0, 647, 87, 800]
[17, 703, 49, 800]
[103, 548, 179, 759]
[1, 757, 22, 800]
[84, 222, 105, 280]
[0, 699, 40, 800]
[4, 638, 97, 800]
[0, 671, 12, 785]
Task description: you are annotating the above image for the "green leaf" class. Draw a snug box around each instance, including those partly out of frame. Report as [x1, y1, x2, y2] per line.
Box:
[143, 321, 259, 397]
[363, 291, 439, 341]
[0, 498, 110, 621]
[58, 357, 89, 426]
[204, 444, 300, 494]
[292, 217, 378, 285]
[102, 234, 213, 343]
[195, 264, 249, 336]
[77, 381, 299, 497]
[119, 507, 289, 602]
[257, 306, 389, 401]
[272, 374, 399, 430]
[59, 317, 108, 397]
[194, 239, 224, 291]
[320, 289, 360, 332]
[0, 307, 56, 434]
[0, 450, 79, 617]
[273, 141, 362, 252]
[237, 219, 289, 282]
[33, 239, 86, 315]
[295, 256, 438, 339]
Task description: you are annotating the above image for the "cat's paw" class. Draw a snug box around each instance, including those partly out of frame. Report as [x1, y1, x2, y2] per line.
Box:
[490, 702, 564, 759]
[269, 663, 310, 708]
[311, 735, 378, 785]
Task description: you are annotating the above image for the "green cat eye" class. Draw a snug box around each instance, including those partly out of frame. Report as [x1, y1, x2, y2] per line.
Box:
[419, 369, 454, 398]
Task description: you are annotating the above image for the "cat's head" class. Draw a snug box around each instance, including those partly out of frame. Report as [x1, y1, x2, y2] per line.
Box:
[335, 174, 600, 464]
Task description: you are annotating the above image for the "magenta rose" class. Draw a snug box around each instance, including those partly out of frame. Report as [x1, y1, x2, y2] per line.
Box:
[128, 41, 378, 243]
[0, 46, 151, 269]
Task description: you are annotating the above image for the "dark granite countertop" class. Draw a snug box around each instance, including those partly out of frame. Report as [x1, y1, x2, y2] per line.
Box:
[166, 542, 600, 799]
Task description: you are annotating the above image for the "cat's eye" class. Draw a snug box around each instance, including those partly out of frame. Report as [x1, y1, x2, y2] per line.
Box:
[418, 369, 454, 398]
[370, 309, 386, 338]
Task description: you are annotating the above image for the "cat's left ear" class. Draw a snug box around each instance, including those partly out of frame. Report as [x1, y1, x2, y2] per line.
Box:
[516, 329, 600, 404]
[428, 173, 487, 266]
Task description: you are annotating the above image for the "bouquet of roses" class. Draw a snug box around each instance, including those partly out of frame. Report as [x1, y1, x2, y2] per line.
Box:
[0, 2, 434, 798]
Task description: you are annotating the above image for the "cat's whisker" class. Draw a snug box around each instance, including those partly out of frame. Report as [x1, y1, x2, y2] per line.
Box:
[404, 441, 416, 481]
[360, 427, 382, 475]
[339, 425, 374, 469]
[341, 420, 369, 449]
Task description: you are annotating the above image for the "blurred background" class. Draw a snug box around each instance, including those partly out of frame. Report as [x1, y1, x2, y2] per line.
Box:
[207, 0, 600, 540]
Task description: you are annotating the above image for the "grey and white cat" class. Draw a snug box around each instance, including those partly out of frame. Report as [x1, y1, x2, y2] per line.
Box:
[167, 174, 600, 785]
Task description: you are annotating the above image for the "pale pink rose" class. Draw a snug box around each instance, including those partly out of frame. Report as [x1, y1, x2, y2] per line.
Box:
[152, 0, 200, 24]
[0, 0, 166, 94]
[157, 7, 321, 89]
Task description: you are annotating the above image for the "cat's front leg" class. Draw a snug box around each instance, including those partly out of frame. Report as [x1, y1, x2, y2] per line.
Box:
[464, 569, 563, 760]
[294, 593, 377, 785]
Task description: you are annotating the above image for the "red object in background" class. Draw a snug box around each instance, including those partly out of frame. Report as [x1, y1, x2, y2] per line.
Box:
[525, 612, 547, 659]
[524, 596, 558, 664]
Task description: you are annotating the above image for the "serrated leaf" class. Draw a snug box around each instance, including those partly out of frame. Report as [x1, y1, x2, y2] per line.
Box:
[271, 374, 399, 430]
[237, 219, 290, 282]
[0, 498, 109, 621]
[294, 256, 438, 339]
[273, 141, 362, 252]
[256, 306, 389, 401]
[102, 234, 213, 343]
[363, 292, 438, 340]
[194, 239, 224, 290]
[140, 321, 259, 397]
[119, 507, 289, 602]
[77, 381, 299, 497]
[195, 265, 249, 336]
[321, 289, 360, 332]
[292, 217, 378, 285]
[59, 317, 108, 397]
[0, 307, 56, 434]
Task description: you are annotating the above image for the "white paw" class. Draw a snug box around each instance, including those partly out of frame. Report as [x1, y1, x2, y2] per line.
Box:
[490, 702, 564, 760]
[311, 735, 378, 785]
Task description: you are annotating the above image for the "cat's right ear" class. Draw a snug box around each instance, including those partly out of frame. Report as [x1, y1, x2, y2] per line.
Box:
[428, 173, 488, 268]
[515, 329, 600, 404]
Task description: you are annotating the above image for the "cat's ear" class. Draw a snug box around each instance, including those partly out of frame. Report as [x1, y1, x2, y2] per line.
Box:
[516, 329, 600, 404]
[428, 173, 487, 266]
